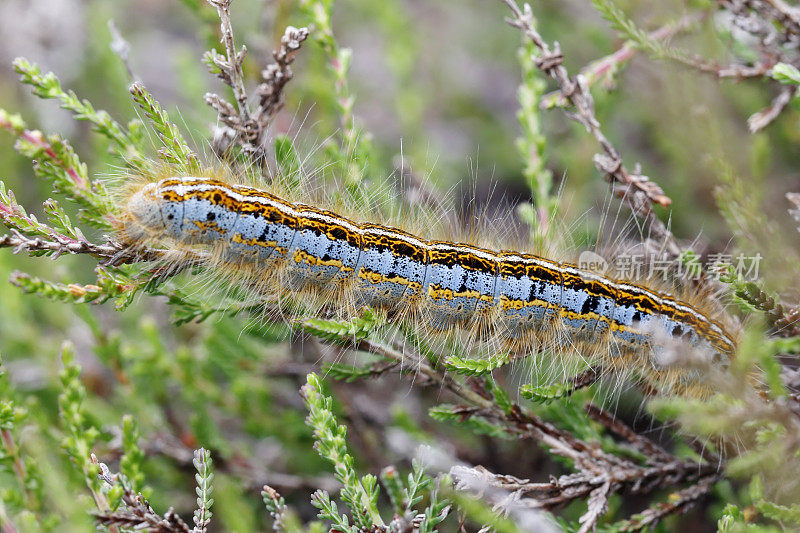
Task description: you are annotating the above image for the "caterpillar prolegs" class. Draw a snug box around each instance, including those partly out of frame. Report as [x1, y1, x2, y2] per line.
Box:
[123, 175, 737, 395]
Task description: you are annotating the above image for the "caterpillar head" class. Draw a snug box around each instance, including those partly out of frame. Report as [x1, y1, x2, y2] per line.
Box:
[125, 180, 185, 241]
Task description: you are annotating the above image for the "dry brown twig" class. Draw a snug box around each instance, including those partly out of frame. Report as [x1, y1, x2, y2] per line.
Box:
[675, 54, 779, 80]
[92, 457, 192, 533]
[207, 0, 249, 117]
[255, 26, 310, 120]
[499, 405, 718, 532]
[0, 230, 123, 261]
[617, 474, 720, 531]
[0, 230, 204, 271]
[204, 0, 309, 163]
[499, 0, 682, 258]
[729, 0, 800, 37]
[353, 336, 720, 532]
[583, 403, 674, 465]
[451, 449, 718, 532]
[715, 0, 800, 130]
[747, 84, 798, 132]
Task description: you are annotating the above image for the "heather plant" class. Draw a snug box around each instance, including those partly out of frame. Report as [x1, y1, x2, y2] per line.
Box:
[0, 0, 799, 532]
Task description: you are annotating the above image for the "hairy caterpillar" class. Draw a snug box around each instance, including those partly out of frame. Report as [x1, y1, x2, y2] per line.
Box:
[121, 171, 737, 396]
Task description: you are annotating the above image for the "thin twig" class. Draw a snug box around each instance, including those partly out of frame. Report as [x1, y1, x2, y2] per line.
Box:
[93, 459, 192, 533]
[208, 0, 250, 121]
[499, 0, 681, 260]
[0, 230, 180, 267]
[255, 26, 310, 122]
[747, 85, 799, 132]
[584, 403, 674, 464]
[0, 230, 122, 259]
[618, 474, 721, 530]
[676, 54, 778, 79]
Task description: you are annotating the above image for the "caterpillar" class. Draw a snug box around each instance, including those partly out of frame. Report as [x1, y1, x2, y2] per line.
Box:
[121, 172, 738, 396]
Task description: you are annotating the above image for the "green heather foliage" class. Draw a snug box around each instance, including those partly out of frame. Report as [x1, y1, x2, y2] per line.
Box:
[0, 0, 799, 532]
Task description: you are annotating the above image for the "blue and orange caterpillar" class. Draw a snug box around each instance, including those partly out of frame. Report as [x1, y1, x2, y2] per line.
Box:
[122, 173, 738, 396]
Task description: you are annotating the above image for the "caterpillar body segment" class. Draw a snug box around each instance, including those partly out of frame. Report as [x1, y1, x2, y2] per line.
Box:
[425, 242, 498, 328]
[123, 176, 737, 391]
[353, 224, 424, 311]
